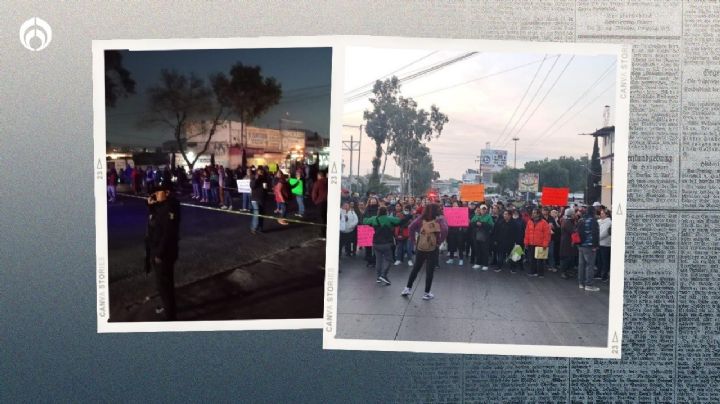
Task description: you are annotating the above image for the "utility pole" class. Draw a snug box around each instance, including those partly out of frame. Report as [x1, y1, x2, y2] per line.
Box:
[512, 137, 519, 169]
[342, 124, 362, 192]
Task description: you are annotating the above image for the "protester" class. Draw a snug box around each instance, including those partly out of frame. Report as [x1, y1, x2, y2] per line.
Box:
[339, 202, 358, 257]
[445, 201, 466, 266]
[596, 208, 612, 282]
[289, 170, 305, 217]
[311, 171, 328, 238]
[403, 203, 448, 300]
[273, 170, 290, 226]
[577, 205, 601, 291]
[249, 167, 270, 234]
[470, 205, 494, 271]
[494, 210, 521, 273]
[393, 203, 414, 266]
[107, 168, 118, 203]
[548, 209, 561, 271]
[559, 208, 578, 279]
[524, 208, 551, 278]
[363, 205, 409, 285]
[362, 197, 380, 268]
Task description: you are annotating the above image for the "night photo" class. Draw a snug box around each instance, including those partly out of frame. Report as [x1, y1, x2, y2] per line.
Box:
[103, 46, 331, 322]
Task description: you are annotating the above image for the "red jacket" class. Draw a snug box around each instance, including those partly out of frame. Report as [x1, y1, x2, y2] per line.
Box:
[524, 218, 551, 247]
[311, 177, 328, 204]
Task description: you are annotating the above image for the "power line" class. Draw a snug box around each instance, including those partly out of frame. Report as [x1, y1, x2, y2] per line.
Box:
[496, 54, 564, 149]
[526, 60, 616, 147]
[530, 81, 615, 145]
[344, 52, 479, 102]
[499, 55, 577, 148]
[344, 51, 438, 96]
[492, 54, 551, 146]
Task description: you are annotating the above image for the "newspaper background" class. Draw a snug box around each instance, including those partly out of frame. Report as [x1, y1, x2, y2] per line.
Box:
[0, 1, 717, 402]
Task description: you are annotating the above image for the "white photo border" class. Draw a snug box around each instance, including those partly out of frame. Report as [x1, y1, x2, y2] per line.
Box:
[322, 36, 631, 359]
[94, 36, 341, 333]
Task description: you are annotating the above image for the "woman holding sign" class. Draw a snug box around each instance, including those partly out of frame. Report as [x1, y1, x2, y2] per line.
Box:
[524, 208, 552, 277]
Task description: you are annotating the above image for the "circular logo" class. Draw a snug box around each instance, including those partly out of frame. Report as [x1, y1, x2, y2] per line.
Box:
[19, 17, 52, 51]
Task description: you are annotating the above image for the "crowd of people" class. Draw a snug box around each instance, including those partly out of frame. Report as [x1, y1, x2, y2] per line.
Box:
[107, 159, 328, 236]
[339, 192, 612, 301]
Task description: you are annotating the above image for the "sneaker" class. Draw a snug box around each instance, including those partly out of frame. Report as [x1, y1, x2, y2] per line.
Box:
[376, 278, 382, 283]
[481, 266, 489, 271]
[394, 260, 402, 266]
[378, 276, 391, 285]
[407, 260, 413, 266]
[155, 306, 165, 314]
[401, 287, 411, 296]
[494, 268, 502, 273]
[593, 275, 602, 280]
[585, 286, 600, 292]
[458, 259, 464, 266]
[528, 273, 538, 277]
[579, 284, 585, 289]
[446, 258, 454, 264]
[472, 264, 481, 270]
[422, 292, 434, 300]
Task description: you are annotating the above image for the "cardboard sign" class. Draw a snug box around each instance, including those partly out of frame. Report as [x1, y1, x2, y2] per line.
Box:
[460, 184, 485, 202]
[518, 173, 539, 192]
[356, 225, 375, 247]
[236, 179, 251, 193]
[444, 207, 469, 227]
[541, 187, 569, 206]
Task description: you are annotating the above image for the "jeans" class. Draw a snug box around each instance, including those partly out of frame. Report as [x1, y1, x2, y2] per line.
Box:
[241, 193, 251, 210]
[597, 246, 611, 279]
[202, 188, 209, 201]
[210, 186, 219, 204]
[107, 185, 116, 201]
[395, 238, 413, 262]
[578, 246, 597, 286]
[407, 249, 437, 293]
[192, 183, 200, 198]
[251, 200, 264, 231]
[374, 243, 393, 278]
[277, 201, 287, 217]
[296, 195, 305, 215]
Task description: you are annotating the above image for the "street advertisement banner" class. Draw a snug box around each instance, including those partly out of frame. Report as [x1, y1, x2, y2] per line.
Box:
[541, 187, 569, 206]
[479, 149, 507, 173]
[518, 173, 540, 192]
[444, 207, 469, 227]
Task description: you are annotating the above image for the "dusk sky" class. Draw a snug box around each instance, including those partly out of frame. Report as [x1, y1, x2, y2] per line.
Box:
[342, 47, 617, 180]
[106, 47, 332, 147]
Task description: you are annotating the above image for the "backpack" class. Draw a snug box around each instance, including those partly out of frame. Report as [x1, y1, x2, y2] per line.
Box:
[417, 219, 440, 252]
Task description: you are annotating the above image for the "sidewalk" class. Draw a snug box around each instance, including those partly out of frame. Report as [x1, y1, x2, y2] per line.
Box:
[335, 254, 609, 347]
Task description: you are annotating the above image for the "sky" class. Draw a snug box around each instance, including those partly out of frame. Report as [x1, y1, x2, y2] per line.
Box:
[106, 47, 332, 147]
[341, 47, 617, 180]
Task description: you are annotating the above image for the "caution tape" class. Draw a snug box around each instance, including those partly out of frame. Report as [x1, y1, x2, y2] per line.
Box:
[118, 193, 326, 227]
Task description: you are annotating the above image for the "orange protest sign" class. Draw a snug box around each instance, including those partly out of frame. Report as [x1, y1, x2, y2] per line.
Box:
[460, 184, 485, 202]
[541, 187, 569, 206]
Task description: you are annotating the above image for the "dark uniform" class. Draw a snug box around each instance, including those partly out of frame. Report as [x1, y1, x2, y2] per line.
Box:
[145, 191, 181, 320]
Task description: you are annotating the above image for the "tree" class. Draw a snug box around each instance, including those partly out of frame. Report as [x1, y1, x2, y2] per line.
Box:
[145, 69, 231, 171]
[586, 136, 602, 204]
[493, 167, 520, 194]
[105, 50, 135, 107]
[363, 76, 448, 193]
[363, 77, 401, 191]
[215, 63, 282, 147]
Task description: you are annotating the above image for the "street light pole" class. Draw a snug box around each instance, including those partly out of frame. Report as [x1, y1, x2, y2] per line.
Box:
[512, 137, 519, 169]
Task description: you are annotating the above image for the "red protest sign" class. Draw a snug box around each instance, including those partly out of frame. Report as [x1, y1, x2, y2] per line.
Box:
[356, 225, 375, 247]
[444, 207, 469, 227]
[541, 187, 569, 206]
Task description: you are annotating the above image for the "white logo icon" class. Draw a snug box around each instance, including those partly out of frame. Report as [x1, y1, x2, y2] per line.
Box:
[19, 17, 52, 51]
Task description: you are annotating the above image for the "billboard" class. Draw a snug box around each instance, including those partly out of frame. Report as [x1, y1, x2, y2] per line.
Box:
[480, 149, 507, 173]
[518, 172, 539, 192]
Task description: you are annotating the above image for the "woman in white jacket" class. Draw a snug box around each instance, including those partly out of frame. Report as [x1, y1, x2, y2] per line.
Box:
[597, 208, 612, 281]
[340, 202, 358, 258]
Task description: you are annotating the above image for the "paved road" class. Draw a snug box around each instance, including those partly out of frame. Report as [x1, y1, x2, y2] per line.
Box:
[335, 253, 610, 347]
[107, 194, 325, 322]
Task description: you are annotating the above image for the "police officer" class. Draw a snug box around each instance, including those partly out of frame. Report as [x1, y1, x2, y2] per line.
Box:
[145, 183, 181, 320]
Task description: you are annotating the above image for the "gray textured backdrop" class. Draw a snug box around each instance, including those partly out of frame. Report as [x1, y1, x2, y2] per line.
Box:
[2, 1, 717, 402]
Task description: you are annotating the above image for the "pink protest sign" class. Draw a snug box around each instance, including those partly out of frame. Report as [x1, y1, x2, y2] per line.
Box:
[356, 225, 375, 247]
[444, 207, 469, 227]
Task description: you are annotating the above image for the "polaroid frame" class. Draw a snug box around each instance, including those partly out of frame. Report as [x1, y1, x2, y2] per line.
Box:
[93, 36, 342, 333]
[322, 36, 630, 358]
